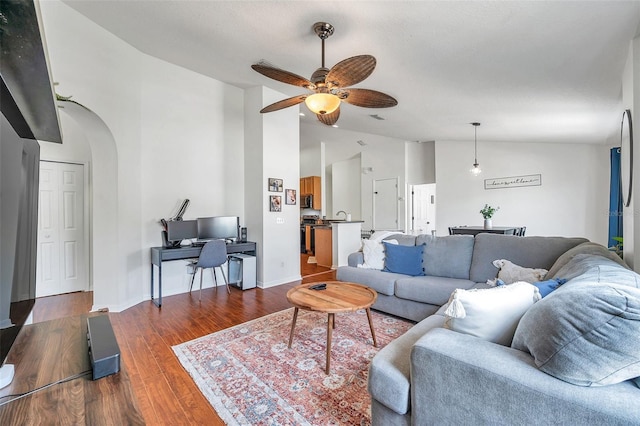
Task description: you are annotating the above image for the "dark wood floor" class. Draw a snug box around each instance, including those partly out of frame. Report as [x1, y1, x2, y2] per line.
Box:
[22, 254, 336, 425]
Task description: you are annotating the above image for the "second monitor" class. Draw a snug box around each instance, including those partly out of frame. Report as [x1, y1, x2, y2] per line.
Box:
[197, 216, 239, 242]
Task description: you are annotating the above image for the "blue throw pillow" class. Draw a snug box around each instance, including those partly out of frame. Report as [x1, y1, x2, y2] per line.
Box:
[383, 242, 425, 276]
[532, 278, 567, 298]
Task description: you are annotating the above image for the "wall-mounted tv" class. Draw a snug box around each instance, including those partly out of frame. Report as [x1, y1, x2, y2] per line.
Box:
[0, 115, 40, 388]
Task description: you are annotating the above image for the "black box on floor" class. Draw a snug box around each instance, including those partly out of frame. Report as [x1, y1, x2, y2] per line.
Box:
[87, 315, 121, 380]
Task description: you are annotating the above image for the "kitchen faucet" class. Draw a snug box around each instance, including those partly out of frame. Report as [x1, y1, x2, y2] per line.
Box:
[336, 210, 347, 220]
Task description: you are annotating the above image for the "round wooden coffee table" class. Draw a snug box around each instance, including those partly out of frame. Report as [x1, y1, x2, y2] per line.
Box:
[286, 281, 378, 374]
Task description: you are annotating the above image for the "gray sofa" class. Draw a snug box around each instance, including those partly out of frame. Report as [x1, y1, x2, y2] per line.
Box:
[336, 233, 640, 425]
[337, 233, 588, 322]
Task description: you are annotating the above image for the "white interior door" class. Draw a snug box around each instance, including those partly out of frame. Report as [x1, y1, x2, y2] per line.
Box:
[373, 178, 399, 230]
[36, 161, 87, 297]
[410, 184, 436, 234]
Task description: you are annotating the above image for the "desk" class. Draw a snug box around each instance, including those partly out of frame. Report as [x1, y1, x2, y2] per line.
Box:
[150, 241, 256, 307]
[449, 226, 522, 236]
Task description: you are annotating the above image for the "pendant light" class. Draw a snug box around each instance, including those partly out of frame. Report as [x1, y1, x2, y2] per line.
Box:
[470, 122, 482, 175]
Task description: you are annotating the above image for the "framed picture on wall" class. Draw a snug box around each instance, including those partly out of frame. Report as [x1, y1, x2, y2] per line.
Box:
[268, 178, 283, 192]
[270, 195, 282, 212]
[285, 189, 296, 205]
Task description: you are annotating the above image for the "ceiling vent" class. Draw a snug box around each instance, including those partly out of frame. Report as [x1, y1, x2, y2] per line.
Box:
[356, 140, 367, 146]
[369, 114, 385, 120]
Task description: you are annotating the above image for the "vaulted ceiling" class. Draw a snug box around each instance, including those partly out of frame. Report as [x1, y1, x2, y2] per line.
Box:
[62, 0, 640, 146]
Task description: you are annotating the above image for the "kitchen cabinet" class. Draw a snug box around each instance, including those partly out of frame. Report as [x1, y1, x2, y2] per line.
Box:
[300, 176, 322, 210]
[314, 227, 332, 268]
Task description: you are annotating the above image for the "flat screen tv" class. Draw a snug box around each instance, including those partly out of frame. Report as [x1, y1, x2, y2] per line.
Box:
[0, 114, 40, 388]
[197, 216, 239, 242]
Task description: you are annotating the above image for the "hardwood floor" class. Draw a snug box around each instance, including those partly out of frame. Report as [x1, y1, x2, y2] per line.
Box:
[19, 255, 336, 425]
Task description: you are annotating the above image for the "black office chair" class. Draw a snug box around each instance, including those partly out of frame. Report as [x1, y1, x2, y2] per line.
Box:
[188, 240, 230, 300]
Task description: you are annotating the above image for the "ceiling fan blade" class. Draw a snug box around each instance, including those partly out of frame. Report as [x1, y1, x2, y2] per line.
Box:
[251, 63, 314, 89]
[316, 106, 340, 126]
[341, 88, 398, 108]
[260, 95, 307, 113]
[326, 55, 376, 88]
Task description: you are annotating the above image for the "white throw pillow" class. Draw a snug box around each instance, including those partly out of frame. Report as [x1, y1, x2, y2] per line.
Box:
[443, 281, 541, 346]
[359, 239, 397, 270]
[487, 259, 548, 285]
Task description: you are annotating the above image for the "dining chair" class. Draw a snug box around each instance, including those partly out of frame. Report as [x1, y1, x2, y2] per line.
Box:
[188, 239, 230, 300]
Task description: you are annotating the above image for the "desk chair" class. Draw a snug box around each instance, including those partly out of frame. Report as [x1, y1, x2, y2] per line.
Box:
[188, 240, 230, 300]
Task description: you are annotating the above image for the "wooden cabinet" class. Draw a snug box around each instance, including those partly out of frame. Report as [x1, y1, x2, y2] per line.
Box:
[300, 176, 322, 210]
[314, 227, 332, 268]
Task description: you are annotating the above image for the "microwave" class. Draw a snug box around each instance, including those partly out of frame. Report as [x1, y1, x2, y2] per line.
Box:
[301, 194, 313, 209]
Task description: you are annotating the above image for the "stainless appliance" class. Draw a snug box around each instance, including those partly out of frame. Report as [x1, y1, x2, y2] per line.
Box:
[301, 194, 313, 209]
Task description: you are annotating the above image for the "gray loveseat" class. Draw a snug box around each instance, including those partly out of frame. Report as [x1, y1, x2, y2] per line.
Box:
[336, 234, 640, 425]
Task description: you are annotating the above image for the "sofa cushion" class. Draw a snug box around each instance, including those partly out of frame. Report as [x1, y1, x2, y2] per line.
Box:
[383, 242, 425, 276]
[336, 266, 400, 296]
[512, 280, 640, 386]
[545, 241, 627, 279]
[368, 309, 446, 415]
[416, 235, 474, 279]
[395, 276, 476, 305]
[550, 254, 639, 288]
[443, 282, 541, 346]
[469, 234, 588, 283]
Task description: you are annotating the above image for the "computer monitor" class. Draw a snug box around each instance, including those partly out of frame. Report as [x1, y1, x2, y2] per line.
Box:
[166, 220, 198, 242]
[197, 216, 239, 242]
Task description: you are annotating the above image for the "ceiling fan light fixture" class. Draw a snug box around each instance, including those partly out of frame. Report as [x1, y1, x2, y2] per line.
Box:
[305, 93, 341, 115]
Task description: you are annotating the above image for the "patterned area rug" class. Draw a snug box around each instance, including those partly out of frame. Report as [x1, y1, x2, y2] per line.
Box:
[172, 308, 413, 425]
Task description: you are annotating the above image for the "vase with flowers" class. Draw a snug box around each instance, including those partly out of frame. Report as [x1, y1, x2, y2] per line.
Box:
[480, 204, 499, 229]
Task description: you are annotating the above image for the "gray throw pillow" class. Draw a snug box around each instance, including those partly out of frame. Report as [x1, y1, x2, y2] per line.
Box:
[512, 281, 640, 386]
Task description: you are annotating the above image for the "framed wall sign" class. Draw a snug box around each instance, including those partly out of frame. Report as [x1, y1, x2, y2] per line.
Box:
[484, 174, 542, 190]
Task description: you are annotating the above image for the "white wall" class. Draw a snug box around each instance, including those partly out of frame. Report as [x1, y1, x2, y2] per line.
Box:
[39, 0, 248, 309]
[435, 140, 609, 243]
[407, 141, 436, 185]
[621, 35, 640, 270]
[245, 86, 301, 287]
[331, 156, 361, 220]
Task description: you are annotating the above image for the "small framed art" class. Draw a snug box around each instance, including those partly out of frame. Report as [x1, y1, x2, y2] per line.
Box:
[285, 189, 296, 205]
[268, 178, 283, 192]
[270, 195, 282, 212]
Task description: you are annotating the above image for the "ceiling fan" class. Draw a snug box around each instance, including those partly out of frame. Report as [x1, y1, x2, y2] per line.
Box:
[251, 22, 398, 126]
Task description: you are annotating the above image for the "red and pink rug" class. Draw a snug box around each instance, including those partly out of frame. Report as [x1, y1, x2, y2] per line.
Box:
[172, 308, 413, 425]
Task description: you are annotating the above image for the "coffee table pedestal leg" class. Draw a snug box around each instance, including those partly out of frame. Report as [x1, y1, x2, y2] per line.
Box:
[366, 308, 378, 347]
[288, 307, 299, 348]
[326, 313, 334, 375]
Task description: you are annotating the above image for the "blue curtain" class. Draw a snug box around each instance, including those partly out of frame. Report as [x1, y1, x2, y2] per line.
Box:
[608, 147, 623, 248]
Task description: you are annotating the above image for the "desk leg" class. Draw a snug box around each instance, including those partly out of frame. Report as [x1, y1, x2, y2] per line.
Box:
[151, 262, 162, 308]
